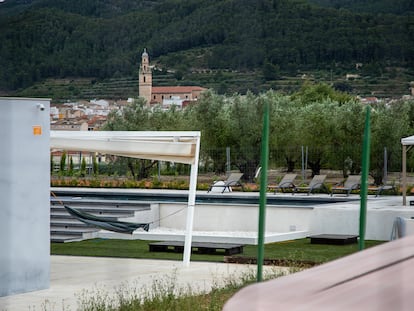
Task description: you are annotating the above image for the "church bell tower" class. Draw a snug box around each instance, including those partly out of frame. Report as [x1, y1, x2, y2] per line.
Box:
[138, 48, 152, 104]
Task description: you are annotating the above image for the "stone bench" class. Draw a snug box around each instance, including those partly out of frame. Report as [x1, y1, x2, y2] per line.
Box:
[148, 241, 244, 255]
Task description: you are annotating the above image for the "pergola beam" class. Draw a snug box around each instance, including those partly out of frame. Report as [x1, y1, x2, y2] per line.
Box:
[51, 131, 201, 266]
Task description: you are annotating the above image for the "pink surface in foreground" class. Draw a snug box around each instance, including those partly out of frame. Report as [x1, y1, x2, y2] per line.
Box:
[224, 235, 414, 311]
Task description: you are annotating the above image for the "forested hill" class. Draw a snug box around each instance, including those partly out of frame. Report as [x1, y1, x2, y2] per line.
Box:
[0, 0, 413, 92]
[308, 0, 414, 15]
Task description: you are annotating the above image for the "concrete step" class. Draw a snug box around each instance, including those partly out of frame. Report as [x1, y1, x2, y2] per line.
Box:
[51, 225, 98, 233]
[50, 198, 150, 210]
[50, 217, 85, 224]
[50, 208, 133, 219]
[50, 201, 150, 221]
[50, 199, 151, 243]
[50, 205, 148, 215]
[51, 234, 84, 243]
[51, 229, 95, 236]
[50, 219, 94, 227]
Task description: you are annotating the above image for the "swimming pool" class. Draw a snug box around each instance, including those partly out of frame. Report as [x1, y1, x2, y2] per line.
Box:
[51, 187, 357, 206]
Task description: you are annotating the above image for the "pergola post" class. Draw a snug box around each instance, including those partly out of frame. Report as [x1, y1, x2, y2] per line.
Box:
[403, 144, 407, 206]
[183, 135, 200, 267]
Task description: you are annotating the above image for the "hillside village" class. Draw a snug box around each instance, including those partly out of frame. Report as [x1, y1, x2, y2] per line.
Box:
[51, 98, 128, 131]
[50, 49, 209, 170]
[49, 53, 414, 193]
[51, 50, 207, 131]
[50, 90, 414, 132]
[51, 49, 414, 133]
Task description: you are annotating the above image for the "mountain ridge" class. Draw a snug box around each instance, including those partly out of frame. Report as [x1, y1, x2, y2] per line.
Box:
[0, 0, 413, 95]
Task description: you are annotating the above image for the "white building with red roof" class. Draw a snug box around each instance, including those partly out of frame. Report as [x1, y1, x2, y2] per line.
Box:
[138, 49, 206, 106]
[151, 86, 206, 105]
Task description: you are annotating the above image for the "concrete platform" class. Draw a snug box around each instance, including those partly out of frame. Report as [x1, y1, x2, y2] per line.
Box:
[0, 256, 284, 311]
[98, 228, 310, 245]
[148, 241, 245, 255]
[309, 234, 358, 245]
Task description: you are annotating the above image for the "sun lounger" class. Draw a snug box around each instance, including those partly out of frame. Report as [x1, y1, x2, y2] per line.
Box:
[207, 172, 244, 193]
[293, 175, 327, 195]
[267, 173, 297, 194]
[330, 175, 361, 196]
[368, 183, 396, 197]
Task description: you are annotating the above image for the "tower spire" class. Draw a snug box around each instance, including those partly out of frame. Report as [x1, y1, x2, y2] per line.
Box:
[138, 48, 152, 105]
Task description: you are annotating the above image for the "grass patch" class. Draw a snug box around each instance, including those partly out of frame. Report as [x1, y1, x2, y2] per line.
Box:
[73, 267, 287, 311]
[51, 238, 385, 265]
[49, 238, 385, 310]
[51, 239, 224, 262]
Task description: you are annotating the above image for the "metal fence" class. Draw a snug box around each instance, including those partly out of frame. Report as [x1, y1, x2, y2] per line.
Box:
[52, 145, 414, 183]
[199, 145, 409, 181]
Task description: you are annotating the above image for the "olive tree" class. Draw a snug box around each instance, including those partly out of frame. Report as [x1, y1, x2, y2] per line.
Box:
[187, 90, 232, 173]
[268, 91, 302, 172]
[287, 82, 358, 176]
[102, 98, 189, 179]
[296, 100, 344, 177]
[333, 100, 365, 176]
[227, 92, 266, 181]
[188, 90, 272, 180]
[370, 100, 411, 184]
[99, 91, 414, 184]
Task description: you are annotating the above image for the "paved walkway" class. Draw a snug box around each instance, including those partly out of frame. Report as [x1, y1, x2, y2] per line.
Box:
[0, 256, 283, 311]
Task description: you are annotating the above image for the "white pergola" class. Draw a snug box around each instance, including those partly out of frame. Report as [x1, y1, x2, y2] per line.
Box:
[401, 135, 414, 206]
[50, 131, 201, 266]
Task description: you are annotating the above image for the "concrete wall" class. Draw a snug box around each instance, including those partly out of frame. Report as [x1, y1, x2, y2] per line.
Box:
[309, 204, 414, 241]
[159, 203, 313, 233]
[0, 98, 50, 297]
[158, 199, 414, 241]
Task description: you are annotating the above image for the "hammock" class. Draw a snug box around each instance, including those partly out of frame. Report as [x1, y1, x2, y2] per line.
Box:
[64, 205, 150, 234]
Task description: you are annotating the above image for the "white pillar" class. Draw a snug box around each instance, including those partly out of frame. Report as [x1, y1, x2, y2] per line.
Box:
[0, 97, 50, 296]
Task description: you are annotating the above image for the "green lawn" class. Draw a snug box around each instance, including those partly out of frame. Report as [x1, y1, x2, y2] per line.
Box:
[51, 238, 385, 265]
[51, 238, 386, 310]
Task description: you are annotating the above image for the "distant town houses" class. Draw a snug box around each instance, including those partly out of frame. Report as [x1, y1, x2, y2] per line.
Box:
[50, 99, 122, 170]
[51, 48, 208, 132]
[359, 96, 380, 105]
[50, 99, 128, 131]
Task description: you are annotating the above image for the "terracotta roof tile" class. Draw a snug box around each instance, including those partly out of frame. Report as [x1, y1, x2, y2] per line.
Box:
[152, 86, 206, 94]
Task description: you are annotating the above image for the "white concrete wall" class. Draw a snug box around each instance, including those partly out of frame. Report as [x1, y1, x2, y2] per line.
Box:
[158, 199, 414, 241]
[310, 206, 359, 236]
[366, 208, 414, 240]
[309, 201, 414, 241]
[0, 98, 50, 297]
[159, 203, 313, 233]
[118, 203, 161, 230]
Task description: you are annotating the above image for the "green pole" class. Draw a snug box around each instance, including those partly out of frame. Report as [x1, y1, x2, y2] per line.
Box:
[257, 101, 269, 282]
[359, 106, 371, 251]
